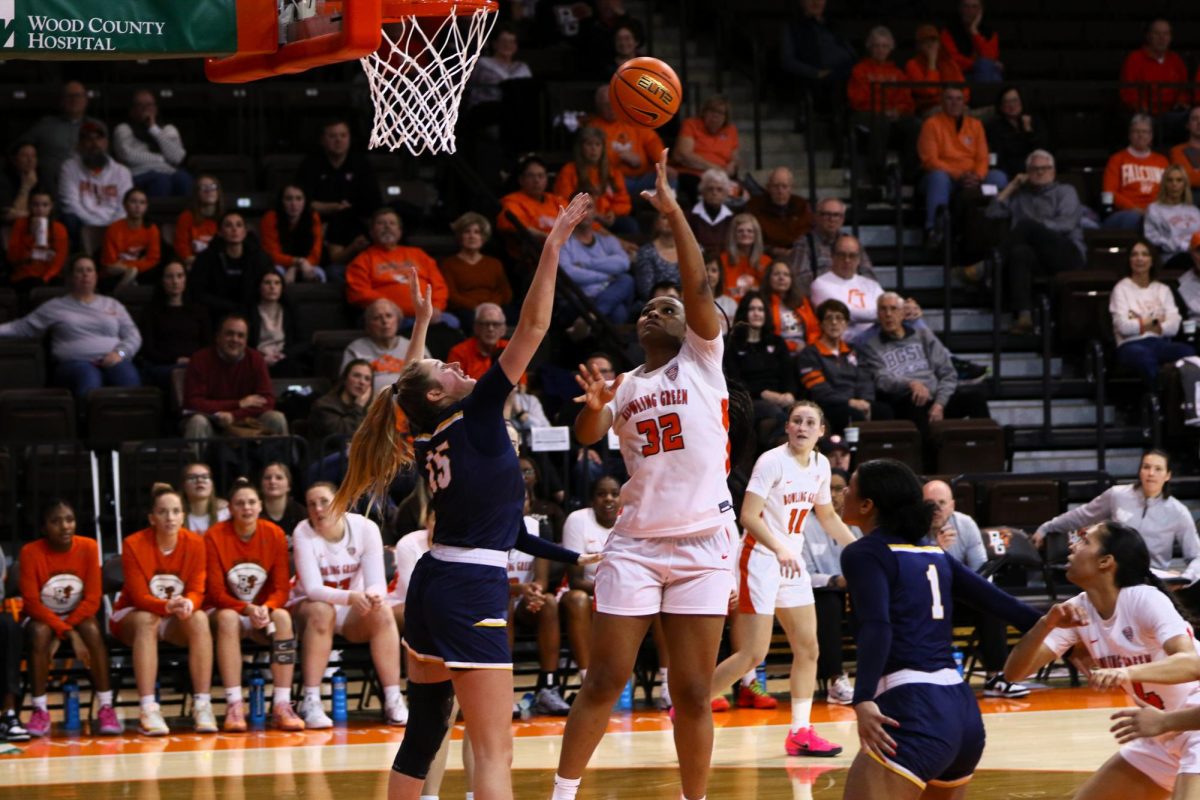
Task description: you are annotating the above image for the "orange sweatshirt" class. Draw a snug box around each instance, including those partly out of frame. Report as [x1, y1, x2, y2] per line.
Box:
[917, 113, 988, 179]
[1103, 149, 1169, 211]
[102, 218, 161, 273]
[1169, 143, 1200, 189]
[345, 244, 448, 313]
[203, 519, 291, 612]
[720, 251, 771, 302]
[174, 210, 218, 262]
[114, 527, 206, 617]
[583, 115, 665, 179]
[769, 294, 820, 351]
[904, 57, 968, 113]
[6, 216, 69, 284]
[847, 59, 915, 115]
[259, 209, 323, 269]
[553, 162, 632, 218]
[18, 536, 101, 638]
[496, 190, 568, 236]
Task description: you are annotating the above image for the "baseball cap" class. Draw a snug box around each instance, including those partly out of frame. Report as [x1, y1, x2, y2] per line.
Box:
[915, 24, 940, 42]
[1191, 231, 1200, 251]
[79, 120, 107, 139]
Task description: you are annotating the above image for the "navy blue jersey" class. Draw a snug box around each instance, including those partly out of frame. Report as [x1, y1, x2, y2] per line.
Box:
[414, 361, 524, 551]
[841, 530, 1039, 704]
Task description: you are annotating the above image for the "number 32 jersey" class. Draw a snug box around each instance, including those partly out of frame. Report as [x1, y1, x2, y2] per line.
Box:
[606, 328, 733, 539]
[1043, 585, 1200, 711]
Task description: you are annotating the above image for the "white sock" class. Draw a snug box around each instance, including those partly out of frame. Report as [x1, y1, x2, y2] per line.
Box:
[139, 695, 156, 711]
[790, 698, 813, 732]
[273, 687, 291, 704]
[225, 686, 243, 705]
[194, 692, 211, 705]
[741, 669, 757, 687]
[465, 793, 474, 800]
[791, 774, 814, 800]
[304, 685, 322, 704]
[96, 691, 114, 707]
[32, 695, 48, 712]
[419, 796, 438, 800]
[551, 774, 581, 800]
[683, 795, 706, 800]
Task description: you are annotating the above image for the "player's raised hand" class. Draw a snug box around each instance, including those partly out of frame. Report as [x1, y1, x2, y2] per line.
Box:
[1089, 667, 1129, 691]
[547, 193, 593, 248]
[854, 700, 900, 759]
[1042, 601, 1088, 629]
[406, 264, 432, 326]
[1111, 706, 1169, 743]
[574, 362, 624, 410]
[640, 150, 679, 215]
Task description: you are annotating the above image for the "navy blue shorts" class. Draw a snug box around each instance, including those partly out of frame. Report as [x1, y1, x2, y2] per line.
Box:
[871, 681, 985, 791]
[402, 554, 512, 669]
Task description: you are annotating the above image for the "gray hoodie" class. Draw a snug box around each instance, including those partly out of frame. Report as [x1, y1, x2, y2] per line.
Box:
[1035, 484, 1200, 581]
[857, 326, 957, 407]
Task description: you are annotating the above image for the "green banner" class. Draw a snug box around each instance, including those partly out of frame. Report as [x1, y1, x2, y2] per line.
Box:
[0, 0, 240, 57]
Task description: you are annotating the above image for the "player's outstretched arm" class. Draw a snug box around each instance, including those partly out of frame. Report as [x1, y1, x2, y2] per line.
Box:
[499, 193, 592, 385]
[1112, 705, 1200, 743]
[1003, 601, 1087, 682]
[641, 149, 720, 341]
[405, 265, 432, 363]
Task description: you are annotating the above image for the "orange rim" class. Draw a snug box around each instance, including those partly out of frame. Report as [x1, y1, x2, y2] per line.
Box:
[379, 0, 498, 22]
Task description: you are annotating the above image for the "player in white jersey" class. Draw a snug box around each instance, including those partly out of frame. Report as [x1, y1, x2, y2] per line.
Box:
[291, 482, 406, 728]
[713, 401, 857, 757]
[552, 152, 733, 800]
[1005, 522, 1200, 799]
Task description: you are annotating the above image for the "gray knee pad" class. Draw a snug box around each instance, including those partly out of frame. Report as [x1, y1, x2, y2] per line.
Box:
[272, 637, 297, 665]
[391, 680, 455, 779]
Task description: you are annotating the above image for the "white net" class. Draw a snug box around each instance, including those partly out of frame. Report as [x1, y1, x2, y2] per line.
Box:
[360, 4, 497, 155]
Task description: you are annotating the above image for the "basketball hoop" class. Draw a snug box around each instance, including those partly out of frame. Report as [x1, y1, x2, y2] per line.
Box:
[362, 0, 498, 155]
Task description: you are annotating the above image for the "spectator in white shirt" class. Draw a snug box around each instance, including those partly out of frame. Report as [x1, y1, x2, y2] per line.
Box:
[57, 121, 133, 248]
[1144, 165, 1200, 271]
[809, 234, 885, 341]
[111, 90, 193, 199]
[1110, 240, 1194, 384]
[1177, 232, 1200, 319]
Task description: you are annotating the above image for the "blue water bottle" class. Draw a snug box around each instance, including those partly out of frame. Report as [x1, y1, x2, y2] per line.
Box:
[756, 662, 768, 693]
[614, 678, 634, 712]
[331, 672, 348, 723]
[248, 675, 266, 725]
[952, 650, 965, 677]
[63, 681, 81, 731]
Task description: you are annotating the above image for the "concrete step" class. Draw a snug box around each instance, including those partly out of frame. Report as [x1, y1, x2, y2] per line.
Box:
[958, 352, 1064, 379]
[923, 308, 1004, 334]
[990, 398, 1114, 428]
[1012, 448, 1143, 478]
[857, 225, 922, 248]
[874, 265, 952, 290]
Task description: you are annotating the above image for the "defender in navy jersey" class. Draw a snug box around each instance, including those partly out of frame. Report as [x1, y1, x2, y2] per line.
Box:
[333, 194, 598, 800]
[839, 459, 1039, 799]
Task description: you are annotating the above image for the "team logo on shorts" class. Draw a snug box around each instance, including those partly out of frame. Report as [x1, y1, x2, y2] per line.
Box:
[40, 574, 85, 615]
[1122, 626, 1136, 643]
[148, 574, 186, 600]
[666, 364, 679, 381]
[227, 562, 270, 602]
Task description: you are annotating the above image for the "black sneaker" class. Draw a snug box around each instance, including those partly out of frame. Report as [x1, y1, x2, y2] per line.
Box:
[2, 711, 30, 742]
[952, 357, 989, 384]
[983, 674, 1030, 699]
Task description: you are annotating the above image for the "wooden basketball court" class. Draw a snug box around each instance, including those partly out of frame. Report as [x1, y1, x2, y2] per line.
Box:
[0, 686, 1134, 798]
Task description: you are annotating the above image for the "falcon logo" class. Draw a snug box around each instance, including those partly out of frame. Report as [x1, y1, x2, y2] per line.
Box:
[149, 574, 186, 600]
[227, 563, 269, 602]
[41, 573, 85, 615]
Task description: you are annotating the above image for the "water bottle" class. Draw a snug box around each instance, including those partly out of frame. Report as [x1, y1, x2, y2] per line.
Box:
[952, 650, 965, 678]
[331, 672, 348, 723]
[63, 681, 81, 731]
[248, 675, 266, 725]
[614, 678, 634, 712]
[518, 692, 534, 721]
[756, 662, 768, 693]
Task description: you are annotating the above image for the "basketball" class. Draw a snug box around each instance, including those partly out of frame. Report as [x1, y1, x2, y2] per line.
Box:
[609, 57, 682, 129]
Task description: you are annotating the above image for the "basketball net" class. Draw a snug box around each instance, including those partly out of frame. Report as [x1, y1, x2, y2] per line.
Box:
[360, 4, 497, 155]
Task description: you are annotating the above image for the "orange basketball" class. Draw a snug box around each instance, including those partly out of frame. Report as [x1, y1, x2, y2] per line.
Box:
[609, 57, 682, 129]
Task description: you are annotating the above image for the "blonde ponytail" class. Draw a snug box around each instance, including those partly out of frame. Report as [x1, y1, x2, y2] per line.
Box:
[332, 387, 411, 518]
